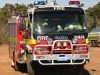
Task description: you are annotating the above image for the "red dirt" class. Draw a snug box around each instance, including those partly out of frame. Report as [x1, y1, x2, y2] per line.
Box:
[0, 45, 27, 75]
[0, 45, 100, 75]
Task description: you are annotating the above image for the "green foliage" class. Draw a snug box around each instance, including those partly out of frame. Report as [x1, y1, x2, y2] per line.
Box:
[0, 3, 28, 44]
[85, 2, 100, 31]
[14, 4, 27, 13]
[0, 5, 11, 24]
[27, 3, 34, 9]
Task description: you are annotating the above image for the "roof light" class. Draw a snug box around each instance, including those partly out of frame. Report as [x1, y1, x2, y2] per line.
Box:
[69, 1, 80, 5]
[34, 1, 46, 5]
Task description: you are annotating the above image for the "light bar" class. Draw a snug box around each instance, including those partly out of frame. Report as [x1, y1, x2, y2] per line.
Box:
[34, 1, 46, 5]
[69, 1, 80, 5]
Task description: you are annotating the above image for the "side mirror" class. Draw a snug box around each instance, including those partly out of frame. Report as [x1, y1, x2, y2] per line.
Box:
[89, 12, 96, 29]
[26, 25, 31, 35]
[19, 17, 26, 31]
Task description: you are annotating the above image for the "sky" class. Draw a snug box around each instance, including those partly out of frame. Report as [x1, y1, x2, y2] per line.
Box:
[0, 0, 100, 10]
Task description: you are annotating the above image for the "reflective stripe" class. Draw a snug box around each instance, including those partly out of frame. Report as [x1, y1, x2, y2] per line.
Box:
[9, 37, 36, 44]
[23, 39, 36, 44]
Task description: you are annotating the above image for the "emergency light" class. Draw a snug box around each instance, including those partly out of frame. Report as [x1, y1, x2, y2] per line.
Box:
[69, 0, 80, 5]
[34, 1, 46, 5]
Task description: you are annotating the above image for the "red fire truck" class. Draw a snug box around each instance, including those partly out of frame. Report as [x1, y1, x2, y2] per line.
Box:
[8, 0, 90, 75]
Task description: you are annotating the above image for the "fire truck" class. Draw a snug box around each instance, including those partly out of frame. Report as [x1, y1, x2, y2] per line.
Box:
[8, 0, 90, 75]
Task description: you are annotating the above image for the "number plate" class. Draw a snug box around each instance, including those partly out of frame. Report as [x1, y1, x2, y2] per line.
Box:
[57, 57, 68, 61]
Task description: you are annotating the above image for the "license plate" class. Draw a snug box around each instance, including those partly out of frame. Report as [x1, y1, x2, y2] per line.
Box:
[57, 57, 68, 61]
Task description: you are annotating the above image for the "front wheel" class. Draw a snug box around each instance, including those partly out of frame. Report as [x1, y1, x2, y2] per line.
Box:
[27, 55, 35, 75]
[12, 51, 19, 71]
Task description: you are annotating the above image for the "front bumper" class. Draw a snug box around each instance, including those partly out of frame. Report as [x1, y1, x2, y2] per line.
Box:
[30, 54, 90, 65]
[31, 40, 90, 65]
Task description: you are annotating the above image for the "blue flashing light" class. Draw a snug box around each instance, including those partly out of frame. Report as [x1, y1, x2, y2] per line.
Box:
[34, 1, 46, 5]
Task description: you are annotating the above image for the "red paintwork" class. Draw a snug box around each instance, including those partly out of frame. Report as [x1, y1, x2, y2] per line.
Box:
[73, 46, 88, 54]
[73, 50, 88, 54]
[77, 39, 86, 44]
[69, 1, 80, 5]
[16, 19, 23, 61]
[35, 51, 50, 55]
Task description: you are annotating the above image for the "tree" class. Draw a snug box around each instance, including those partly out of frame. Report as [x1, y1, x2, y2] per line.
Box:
[0, 3, 27, 44]
[85, 2, 100, 31]
[27, 3, 34, 9]
[14, 4, 27, 13]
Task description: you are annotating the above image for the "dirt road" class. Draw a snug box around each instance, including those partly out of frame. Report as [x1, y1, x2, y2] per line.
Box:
[0, 45, 100, 75]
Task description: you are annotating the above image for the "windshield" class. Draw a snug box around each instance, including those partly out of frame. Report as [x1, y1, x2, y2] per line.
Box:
[34, 11, 86, 33]
[91, 27, 100, 33]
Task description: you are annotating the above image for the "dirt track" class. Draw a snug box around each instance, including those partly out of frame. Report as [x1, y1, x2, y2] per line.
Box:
[0, 45, 100, 75]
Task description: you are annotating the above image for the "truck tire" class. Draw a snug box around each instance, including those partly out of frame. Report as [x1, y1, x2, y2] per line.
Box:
[14, 62, 20, 71]
[27, 55, 35, 75]
[12, 51, 20, 71]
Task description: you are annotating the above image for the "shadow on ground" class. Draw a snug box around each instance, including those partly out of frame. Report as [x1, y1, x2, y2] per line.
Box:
[34, 66, 91, 75]
[35, 67, 91, 75]
[12, 65, 91, 75]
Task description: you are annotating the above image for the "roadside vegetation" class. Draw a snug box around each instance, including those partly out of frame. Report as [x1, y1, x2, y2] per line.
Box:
[0, 4, 27, 44]
[0, 2, 100, 44]
[85, 2, 100, 31]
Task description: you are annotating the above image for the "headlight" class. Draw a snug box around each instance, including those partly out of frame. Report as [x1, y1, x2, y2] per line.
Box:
[82, 38, 86, 43]
[72, 35, 86, 44]
[47, 38, 53, 44]
[75, 46, 87, 51]
[72, 38, 78, 44]
[35, 48, 48, 51]
[35, 48, 49, 55]
[74, 46, 88, 54]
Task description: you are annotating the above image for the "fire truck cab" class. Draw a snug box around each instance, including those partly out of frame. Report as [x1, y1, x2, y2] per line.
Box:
[8, 0, 90, 75]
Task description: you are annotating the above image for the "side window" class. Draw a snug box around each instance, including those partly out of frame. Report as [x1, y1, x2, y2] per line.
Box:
[26, 14, 32, 35]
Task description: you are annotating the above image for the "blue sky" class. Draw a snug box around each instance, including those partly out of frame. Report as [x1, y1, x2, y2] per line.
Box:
[0, 0, 100, 10]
